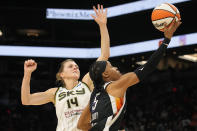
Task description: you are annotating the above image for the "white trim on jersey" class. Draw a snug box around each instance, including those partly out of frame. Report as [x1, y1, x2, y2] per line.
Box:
[103, 93, 126, 130]
[103, 82, 112, 90]
[109, 95, 118, 114]
[103, 116, 113, 131]
[104, 81, 118, 114]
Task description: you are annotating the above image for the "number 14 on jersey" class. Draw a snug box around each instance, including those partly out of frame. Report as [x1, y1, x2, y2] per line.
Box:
[67, 97, 79, 108]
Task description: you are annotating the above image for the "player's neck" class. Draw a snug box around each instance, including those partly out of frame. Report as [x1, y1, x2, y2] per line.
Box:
[64, 79, 79, 90]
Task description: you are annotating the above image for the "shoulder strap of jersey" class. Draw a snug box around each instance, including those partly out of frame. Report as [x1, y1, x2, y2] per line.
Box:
[54, 87, 61, 105]
[103, 81, 112, 90]
[81, 81, 91, 92]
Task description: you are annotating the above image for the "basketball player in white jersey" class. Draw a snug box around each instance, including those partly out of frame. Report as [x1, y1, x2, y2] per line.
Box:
[77, 20, 181, 130]
[21, 4, 109, 131]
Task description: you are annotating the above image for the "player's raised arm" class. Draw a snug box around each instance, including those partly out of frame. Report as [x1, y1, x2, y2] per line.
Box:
[82, 4, 110, 91]
[21, 59, 57, 105]
[91, 4, 110, 61]
[107, 20, 182, 98]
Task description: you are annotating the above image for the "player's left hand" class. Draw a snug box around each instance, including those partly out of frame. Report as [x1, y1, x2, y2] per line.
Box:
[91, 4, 107, 26]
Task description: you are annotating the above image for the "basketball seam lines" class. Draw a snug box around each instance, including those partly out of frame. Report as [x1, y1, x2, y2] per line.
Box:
[152, 16, 174, 22]
[159, 17, 175, 31]
[166, 3, 177, 13]
[167, 17, 175, 27]
[153, 9, 176, 15]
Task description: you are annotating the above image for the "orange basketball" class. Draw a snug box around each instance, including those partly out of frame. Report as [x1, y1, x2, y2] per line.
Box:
[151, 3, 181, 32]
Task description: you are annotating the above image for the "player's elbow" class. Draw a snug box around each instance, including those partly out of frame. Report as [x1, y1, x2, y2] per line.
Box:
[77, 121, 91, 130]
[21, 98, 31, 105]
[77, 122, 83, 130]
[21, 100, 29, 105]
[77, 122, 85, 130]
[104, 51, 110, 59]
[101, 53, 110, 61]
[22, 101, 29, 105]
[123, 72, 140, 87]
[130, 75, 140, 86]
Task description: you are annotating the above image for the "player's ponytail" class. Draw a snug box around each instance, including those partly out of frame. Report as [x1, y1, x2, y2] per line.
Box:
[89, 61, 107, 92]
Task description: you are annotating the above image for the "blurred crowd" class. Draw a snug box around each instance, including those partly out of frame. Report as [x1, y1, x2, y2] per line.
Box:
[0, 64, 197, 131]
[123, 66, 197, 131]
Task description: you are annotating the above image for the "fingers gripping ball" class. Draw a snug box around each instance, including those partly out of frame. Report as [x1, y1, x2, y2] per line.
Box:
[151, 3, 181, 32]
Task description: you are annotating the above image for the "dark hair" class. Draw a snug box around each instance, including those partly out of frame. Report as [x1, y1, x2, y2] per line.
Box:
[89, 61, 107, 92]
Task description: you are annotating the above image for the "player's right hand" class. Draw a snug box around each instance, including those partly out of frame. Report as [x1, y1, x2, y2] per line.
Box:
[91, 4, 107, 26]
[24, 59, 37, 73]
[164, 19, 182, 39]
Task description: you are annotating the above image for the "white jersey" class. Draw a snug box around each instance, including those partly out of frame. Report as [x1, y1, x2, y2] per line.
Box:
[55, 81, 91, 131]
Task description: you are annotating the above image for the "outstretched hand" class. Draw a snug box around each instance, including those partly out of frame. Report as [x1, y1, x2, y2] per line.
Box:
[164, 19, 182, 39]
[91, 4, 107, 26]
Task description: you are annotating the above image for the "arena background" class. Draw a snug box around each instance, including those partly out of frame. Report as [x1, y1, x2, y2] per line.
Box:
[0, 0, 197, 130]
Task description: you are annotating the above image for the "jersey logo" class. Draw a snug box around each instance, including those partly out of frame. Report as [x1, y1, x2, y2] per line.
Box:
[58, 88, 85, 101]
[92, 93, 100, 111]
[139, 67, 144, 71]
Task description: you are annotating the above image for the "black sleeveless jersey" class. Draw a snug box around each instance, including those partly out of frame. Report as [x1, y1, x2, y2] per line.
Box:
[89, 82, 127, 131]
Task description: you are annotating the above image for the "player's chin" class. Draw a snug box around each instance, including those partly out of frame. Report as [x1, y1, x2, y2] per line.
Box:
[117, 70, 122, 76]
[74, 75, 80, 80]
[114, 75, 121, 81]
[70, 74, 79, 79]
[118, 73, 122, 79]
[114, 73, 121, 80]
[119, 73, 122, 77]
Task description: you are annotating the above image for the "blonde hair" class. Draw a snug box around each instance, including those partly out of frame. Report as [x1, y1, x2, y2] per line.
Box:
[56, 59, 75, 86]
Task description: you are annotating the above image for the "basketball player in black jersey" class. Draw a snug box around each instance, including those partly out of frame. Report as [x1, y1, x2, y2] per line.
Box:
[77, 20, 181, 131]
